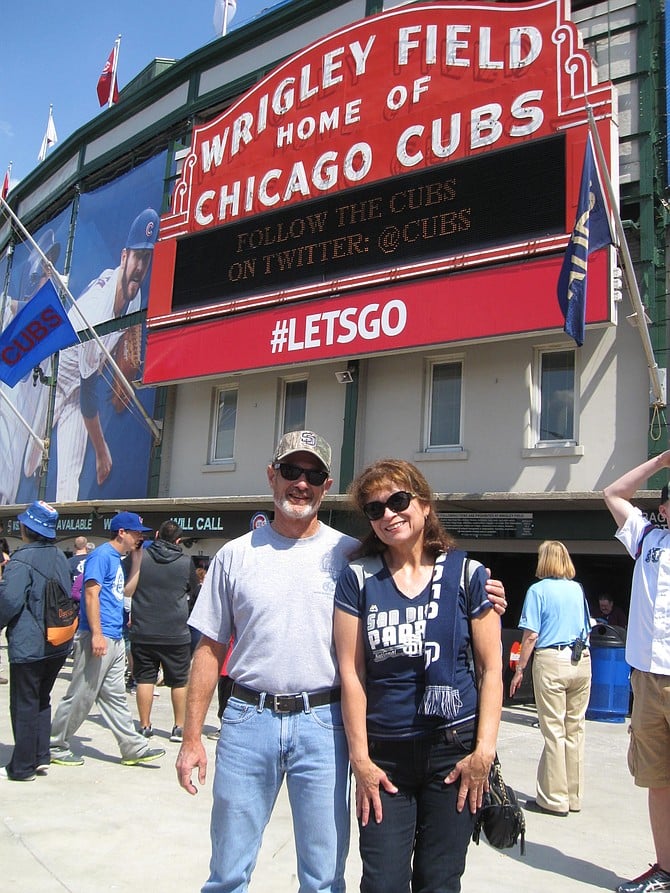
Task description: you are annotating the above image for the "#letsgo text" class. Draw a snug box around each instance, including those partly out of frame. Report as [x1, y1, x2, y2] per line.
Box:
[269, 299, 407, 354]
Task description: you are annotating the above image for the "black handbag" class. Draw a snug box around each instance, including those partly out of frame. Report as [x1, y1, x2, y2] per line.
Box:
[472, 756, 526, 855]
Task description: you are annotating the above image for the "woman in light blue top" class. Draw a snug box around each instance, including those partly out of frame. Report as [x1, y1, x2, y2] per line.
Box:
[509, 540, 591, 816]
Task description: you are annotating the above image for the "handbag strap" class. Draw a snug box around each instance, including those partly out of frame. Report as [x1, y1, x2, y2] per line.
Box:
[490, 756, 511, 806]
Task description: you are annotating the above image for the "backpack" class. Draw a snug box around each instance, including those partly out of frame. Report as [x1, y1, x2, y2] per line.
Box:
[43, 577, 79, 647]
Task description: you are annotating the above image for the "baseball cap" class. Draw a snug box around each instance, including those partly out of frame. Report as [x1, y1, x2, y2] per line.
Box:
[273, 430, 331, 472]
[110, 511, 152, 532]
[662, 484, 669, 504]
[125, 209, 159, 251]
[18, 500, 58, 540]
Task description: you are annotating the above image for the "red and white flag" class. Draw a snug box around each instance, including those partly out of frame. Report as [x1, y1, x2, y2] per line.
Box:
[1, 164, 10, 200]
[38, 107, 58, 162]
[97, 39, 120, 107]
[213, 0, 237, 36]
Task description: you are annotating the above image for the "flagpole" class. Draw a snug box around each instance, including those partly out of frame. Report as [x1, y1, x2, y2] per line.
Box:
[223, 2, 229, 36]
[109, 35, 121, 108]
[586, 107, 666, 409]
[0, 195, 162, 443]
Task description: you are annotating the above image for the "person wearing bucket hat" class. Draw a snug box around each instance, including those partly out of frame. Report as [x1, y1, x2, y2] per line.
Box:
[51, 208, 160, 502]
[50, 511, 165, 768]
[0, 502, 72, 781]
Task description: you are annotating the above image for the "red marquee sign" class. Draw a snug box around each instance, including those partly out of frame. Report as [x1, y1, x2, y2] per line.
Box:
[146, 0, 617, 383]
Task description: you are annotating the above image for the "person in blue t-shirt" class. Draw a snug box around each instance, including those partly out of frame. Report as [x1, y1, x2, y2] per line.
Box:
[50, 512, 166, 768]
[334, 459, 504, 893]
[509, 540, 591, 817]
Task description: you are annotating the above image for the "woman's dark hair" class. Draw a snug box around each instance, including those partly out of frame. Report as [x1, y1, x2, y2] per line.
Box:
[0, 537, 9, 554]
[19, 523, 52, 545]
[349, 458, 455, 559]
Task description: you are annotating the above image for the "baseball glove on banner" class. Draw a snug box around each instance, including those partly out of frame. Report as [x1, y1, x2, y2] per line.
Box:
[110, 325, 142, 411]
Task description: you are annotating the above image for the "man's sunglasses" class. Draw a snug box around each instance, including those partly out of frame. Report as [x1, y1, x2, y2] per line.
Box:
[273, 462, 329, 487]
[362, 490, 415, 521]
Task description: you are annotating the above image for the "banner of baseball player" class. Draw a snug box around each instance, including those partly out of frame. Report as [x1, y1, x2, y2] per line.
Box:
[0, 152, 166, 505]
[0, 206, 72, 506]
[144, 0, 617, 383]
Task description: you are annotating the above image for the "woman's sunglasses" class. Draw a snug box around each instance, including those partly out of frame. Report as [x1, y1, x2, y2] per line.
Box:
[273, 462, 329, 487]
[362, 490, 415, 521]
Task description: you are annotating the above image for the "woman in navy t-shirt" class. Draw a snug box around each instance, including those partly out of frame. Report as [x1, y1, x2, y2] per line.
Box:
[334, 459, 503, 893]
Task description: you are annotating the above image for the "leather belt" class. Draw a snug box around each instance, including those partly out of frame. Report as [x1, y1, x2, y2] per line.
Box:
[230, 683, 341, 713]
[540, 644, 570, 650]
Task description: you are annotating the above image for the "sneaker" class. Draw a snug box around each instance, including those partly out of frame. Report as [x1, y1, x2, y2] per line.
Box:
[617, 865, 670, 893]
[50, 753, 85, 767]
[121, 747, 165, 766]
[36, 764, 50, 776]
[206, 728, 221, 741]
[169, 725, 183, 743]
[0, 766, 36, 781]
[139, 725, 153, 738]
[0, 674, 8, 684]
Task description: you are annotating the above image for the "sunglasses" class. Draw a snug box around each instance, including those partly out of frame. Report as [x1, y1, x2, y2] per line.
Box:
[362, 490, 415, 521]
[273, 462, 329, 487]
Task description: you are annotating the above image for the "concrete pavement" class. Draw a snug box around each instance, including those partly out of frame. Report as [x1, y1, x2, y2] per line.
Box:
[0, 644, 653, 892]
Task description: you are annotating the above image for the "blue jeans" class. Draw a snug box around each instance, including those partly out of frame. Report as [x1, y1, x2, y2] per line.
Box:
[360, 724, 477, 893]
[203, 695, 350, 893]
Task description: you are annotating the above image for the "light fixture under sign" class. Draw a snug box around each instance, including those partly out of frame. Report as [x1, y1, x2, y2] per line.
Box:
[335, 370, 354, 384]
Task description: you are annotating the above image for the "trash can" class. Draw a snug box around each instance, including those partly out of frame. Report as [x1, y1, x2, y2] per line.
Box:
[586, 624, 630, 723]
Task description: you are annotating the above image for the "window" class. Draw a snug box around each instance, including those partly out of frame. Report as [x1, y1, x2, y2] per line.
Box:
[281, 378, 307, 433]
[538, 350, 575, 443]
[426, 361, 462, 449]
[211, 387, 238, 461]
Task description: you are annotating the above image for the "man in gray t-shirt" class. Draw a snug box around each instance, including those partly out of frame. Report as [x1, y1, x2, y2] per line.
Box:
[176, 430, 358, 893]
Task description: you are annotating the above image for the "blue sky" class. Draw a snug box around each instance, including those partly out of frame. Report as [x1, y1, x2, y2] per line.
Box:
[1, 1, 289, 189]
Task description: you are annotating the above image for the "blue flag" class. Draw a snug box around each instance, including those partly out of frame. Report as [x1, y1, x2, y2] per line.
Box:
[557, 135, 613, 346]
[0, 279, 79, 387]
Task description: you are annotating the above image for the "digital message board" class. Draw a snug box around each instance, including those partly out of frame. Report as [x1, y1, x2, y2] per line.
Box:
[171, 135, 565, 311]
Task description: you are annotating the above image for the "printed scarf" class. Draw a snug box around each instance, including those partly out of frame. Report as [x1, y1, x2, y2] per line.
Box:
[419, 548, 467, 720]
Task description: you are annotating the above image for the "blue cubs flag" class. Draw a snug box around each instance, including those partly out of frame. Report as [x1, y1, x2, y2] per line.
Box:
[557, 135, 613, 346]
[0, 279, 79, 387]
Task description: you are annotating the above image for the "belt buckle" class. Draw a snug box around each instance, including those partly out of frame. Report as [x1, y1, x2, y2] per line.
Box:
[273, 694, 293, 713]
